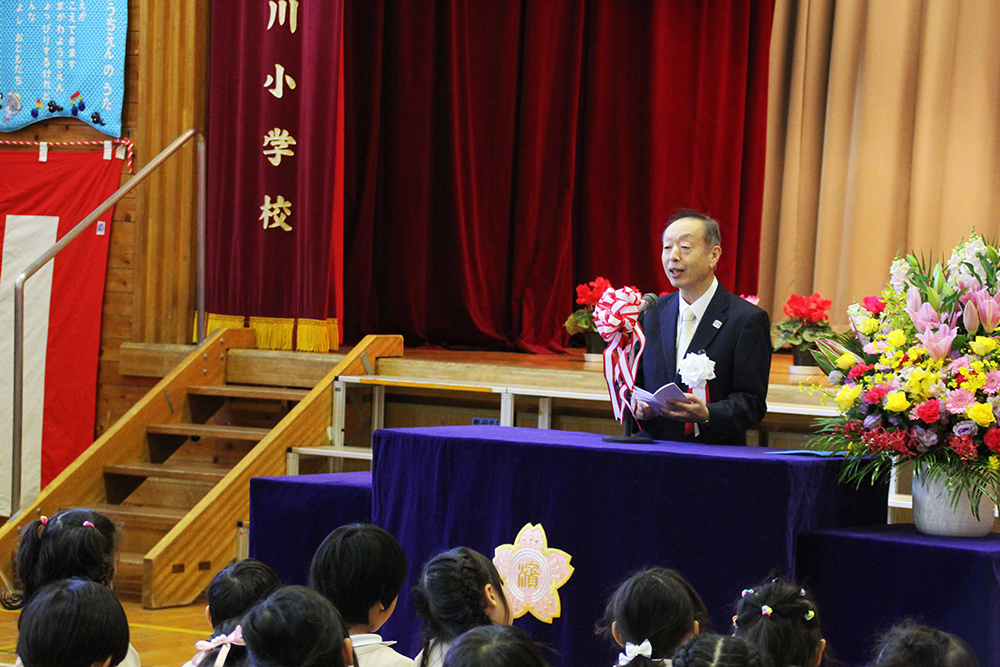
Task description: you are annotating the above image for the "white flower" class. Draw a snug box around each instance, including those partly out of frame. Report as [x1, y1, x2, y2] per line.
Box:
[889, 258, 910, 292]
[678, 352, 716, 388]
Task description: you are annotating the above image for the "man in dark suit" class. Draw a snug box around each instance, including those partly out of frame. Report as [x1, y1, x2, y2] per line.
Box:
[634, 210, 771, 445]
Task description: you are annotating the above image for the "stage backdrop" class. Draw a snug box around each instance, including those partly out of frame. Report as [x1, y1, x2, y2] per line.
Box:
[206, 0, 344, 352]
[0, 0, 128, 137]
[345, 0, 775, 352]
[0, 148, 123, 515]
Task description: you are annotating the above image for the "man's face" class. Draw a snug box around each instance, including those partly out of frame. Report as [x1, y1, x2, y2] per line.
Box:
[661, 217, 720, 291]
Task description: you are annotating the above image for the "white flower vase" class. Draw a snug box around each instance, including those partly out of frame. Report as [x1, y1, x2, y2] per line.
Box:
[911, 468, 996, 537]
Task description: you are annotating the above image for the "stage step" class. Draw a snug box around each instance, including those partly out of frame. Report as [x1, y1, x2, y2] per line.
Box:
[91, 503, 188, 554]
[289, 445, 373, 461]
[104, 461, 231, 484]
[146, 423, 271, 441]
[116, 551, 145, 597]
[187, 384, 310, 402]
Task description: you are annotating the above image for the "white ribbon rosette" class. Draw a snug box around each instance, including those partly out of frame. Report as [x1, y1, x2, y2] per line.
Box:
[593, 285, 647, 422]
[677, 352, 715, 436]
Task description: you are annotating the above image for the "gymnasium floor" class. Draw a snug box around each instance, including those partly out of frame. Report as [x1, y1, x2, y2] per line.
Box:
[0, 601, 205, 667]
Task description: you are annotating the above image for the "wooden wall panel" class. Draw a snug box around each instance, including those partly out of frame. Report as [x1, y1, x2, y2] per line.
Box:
[134, 0, 209, 346]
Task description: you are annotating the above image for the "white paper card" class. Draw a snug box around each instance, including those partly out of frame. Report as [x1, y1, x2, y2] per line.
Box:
[632, 382, 691, 412]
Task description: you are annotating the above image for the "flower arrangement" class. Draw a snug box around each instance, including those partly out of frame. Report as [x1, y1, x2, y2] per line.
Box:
[564, 276, 612, 336]
[810, 233, 1000, 514]
[771, 293, 834, 352]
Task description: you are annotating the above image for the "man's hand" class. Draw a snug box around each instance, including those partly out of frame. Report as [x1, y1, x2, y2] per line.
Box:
[659, 393, 709, 423]
[634, 400, 654, 421]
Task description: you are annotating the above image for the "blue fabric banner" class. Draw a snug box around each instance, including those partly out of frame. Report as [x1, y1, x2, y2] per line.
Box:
[0, 0, 127, 137]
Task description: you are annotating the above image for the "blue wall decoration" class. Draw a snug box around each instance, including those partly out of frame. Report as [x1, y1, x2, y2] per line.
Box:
[0, 0, 127, 137]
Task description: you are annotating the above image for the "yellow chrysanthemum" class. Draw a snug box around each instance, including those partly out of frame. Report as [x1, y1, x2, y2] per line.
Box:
[886, 330, 907, 349]
[885, 391, 911, 413]
[990, 456, 1000, 472]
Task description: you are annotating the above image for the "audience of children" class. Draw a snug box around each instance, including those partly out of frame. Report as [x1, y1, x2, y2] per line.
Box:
[599, 567, 711, 666]
[309, 524, 412, 666]
[411, 547, 512, 667]
[3, 513, 984, 667]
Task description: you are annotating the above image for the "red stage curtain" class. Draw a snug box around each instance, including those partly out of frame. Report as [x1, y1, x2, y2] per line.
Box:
[206, 0, 345, 351]
[345, 0, 775, 353]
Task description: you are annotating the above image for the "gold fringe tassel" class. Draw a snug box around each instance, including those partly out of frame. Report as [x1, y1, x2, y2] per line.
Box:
[249, 316, 296, 351]
[295, 318, 340, 353]
[192, 313, 247, 342]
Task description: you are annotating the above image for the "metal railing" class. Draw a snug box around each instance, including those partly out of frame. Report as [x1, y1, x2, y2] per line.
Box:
[9, 128, 208, 516]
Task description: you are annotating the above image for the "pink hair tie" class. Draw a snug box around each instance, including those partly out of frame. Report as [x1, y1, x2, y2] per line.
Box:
[82, 521, 95, 528]
[761, 605, 773, 617]
[39, 516, 48, 525]
[194, 625, 244, 667]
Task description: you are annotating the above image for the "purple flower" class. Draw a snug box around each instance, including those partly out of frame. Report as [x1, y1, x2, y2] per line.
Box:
[953, 420, 979, 437]
[828, 371, 845, 385]
[863, 414, 882, 429]
[888, 416, 901, 427]
[912, 425, 939, 451]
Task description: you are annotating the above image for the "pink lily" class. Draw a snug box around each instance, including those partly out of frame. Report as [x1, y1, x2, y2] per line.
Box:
[908, 302, 942, 334]
[964, 300, 981, 336]
[957, 274, 983, 304]
[916, 324, 959, 361]
[972, 290, 1000, 334]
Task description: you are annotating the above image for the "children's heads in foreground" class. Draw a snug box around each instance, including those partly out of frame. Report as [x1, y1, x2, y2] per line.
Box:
[207, 558, 281, 627]
[243, 586, 354, 667]
[443, 626, 548, 667]
[413, 547, 511, 653]
[17, 578, 130, 667]
[872, 620, 979, 667]
[733, 578, 825, 667]
[1, 508, 118, 610]
[309, 523, 408, 632]
[601, 567, 710, 665]
[672, 634, 762, 667]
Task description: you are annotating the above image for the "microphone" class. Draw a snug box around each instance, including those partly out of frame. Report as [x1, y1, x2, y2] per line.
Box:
[639, 293, 658, 313]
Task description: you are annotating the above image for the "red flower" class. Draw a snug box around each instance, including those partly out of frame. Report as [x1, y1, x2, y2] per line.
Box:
[863, 296, 887, 315]
[864, 386, 890, 404]
[783, 293, 833, 323]
[861, 428, 917, 456]
[848, 363, 873, 380]
[914, 400, 941, 425]
[575, 276, 612, 307]
[985, 427, 1000, 454]
[948, 433, 977, 460]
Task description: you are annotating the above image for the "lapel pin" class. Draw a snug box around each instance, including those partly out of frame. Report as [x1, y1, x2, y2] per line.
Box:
[713, 320, 722, 329]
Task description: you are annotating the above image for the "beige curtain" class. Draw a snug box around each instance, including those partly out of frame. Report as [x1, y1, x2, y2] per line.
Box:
[758, 0, 1000, 325]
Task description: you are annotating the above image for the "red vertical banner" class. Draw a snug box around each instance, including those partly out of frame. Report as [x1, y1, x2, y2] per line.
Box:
[206, 0, 345, 351]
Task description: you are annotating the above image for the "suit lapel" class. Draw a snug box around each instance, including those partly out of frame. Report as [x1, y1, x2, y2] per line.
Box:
[685, 284, 731, 358]
[660, 292, 679, 378]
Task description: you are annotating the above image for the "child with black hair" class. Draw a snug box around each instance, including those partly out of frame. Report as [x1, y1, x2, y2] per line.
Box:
[16, 578, 131, 667]
[243, 586, 355, 667]
[182, 559, 281, 667]
[732, 578, 826, 667]
[672, 634, 762, 667]
[1, 509, 141, 667]
[412, 547, 512, 667]
[442, 626, 548, 667]
[871, 620, 979, 667]
[309, 523, 412, 666]
[598, 568, 710, 666]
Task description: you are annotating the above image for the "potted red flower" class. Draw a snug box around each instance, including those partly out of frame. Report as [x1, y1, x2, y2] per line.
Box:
[565, 276, 612, 359]
[772, 292, 834, 367]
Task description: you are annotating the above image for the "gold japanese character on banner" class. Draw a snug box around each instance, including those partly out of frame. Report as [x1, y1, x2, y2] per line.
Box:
[260, 194, 293, 232]
[263, 128, 297, 166]
[264, 63, 296, 99]
[268, 0, 299, 34]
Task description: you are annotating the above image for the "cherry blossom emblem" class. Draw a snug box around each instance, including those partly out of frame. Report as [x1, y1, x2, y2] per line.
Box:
[493, 523, 574, 623]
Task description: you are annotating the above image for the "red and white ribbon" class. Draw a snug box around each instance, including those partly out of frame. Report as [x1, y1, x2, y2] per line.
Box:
[594, 286, 647, 422]
[0, 137, 134, 172]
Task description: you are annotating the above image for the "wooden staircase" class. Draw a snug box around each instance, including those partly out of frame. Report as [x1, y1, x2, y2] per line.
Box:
[0, 329, 403, 608]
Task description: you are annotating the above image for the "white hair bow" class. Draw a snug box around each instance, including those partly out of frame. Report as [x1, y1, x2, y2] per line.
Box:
[619, 639, 654, 665]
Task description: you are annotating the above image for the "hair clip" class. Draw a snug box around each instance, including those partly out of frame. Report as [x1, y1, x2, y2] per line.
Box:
[39, 516, 48, 526]
[741, 588, 754, 598]
[732, 615, 739, 628]
[804, 610, 815, 621]
[761, 605, 772, 617]
[82, 521, 95, 528]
